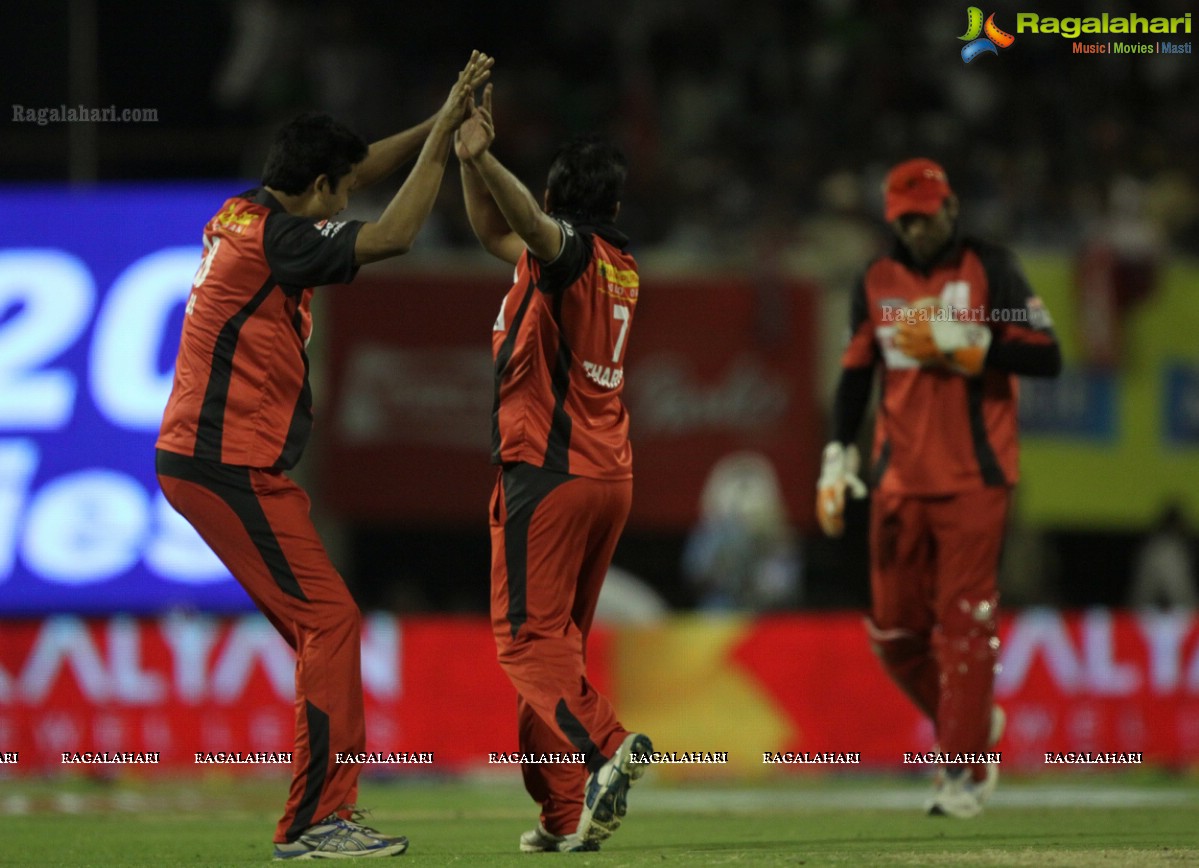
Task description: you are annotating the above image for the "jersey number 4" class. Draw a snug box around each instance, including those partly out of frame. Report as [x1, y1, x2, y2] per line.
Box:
[192, 237, 222, 289]
[187, 237, 223, 315]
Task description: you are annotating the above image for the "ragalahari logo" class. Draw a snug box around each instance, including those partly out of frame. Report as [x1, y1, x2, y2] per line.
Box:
[959, 7, 1016, 62]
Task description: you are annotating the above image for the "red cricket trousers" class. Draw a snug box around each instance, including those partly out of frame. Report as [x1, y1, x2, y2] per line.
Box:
[156, 450, 364, 844]
[867, 485, 1009, 781]
[490, 463, 633, 835]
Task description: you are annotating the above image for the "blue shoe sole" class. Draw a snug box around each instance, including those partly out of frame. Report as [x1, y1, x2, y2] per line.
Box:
[579, 734, 654, 845]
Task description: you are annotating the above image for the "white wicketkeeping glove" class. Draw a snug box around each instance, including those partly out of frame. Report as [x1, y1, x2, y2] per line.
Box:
[895, 308, 992, 376]
[816, 442, 868, 538]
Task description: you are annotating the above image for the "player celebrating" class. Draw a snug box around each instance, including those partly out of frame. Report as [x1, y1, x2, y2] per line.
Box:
[156, 52, 492, 859]
[817, 158, 1061, 817]
[456, 83, 653, 852]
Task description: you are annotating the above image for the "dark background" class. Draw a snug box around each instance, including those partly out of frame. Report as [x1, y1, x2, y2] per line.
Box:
[3, 0, 1196, 614]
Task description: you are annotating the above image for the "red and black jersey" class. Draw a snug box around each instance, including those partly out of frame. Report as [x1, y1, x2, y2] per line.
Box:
[491, 219, 638, 479]
[838, 236, 1059, 496]
[157, 189, 363, 470]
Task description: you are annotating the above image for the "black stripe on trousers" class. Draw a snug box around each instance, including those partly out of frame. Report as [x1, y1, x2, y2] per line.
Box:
[155, 449, 308, 601]
[286, 700, 331, 840]
[500, 462, 573, 639]
[555, 699, 606, 773]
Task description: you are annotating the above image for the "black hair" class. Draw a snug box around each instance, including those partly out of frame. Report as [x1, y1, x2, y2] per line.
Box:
[545, 134, 627, 223]
[260, 112, 369, 196]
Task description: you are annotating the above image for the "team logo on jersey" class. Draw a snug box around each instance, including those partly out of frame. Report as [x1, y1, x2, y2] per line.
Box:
[215, 202, 260, 233]
[959, 7, 1015, 62]
[596, 260, 639, 303]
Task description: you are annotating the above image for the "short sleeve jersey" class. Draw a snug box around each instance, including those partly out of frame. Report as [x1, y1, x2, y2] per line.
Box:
[491, 218, 639, 479]
[841, 237, 1057, 495]
[157, 189, 363, 469]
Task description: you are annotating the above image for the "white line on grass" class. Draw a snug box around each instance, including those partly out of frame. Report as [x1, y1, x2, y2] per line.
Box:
[639, 785, 1194, 813]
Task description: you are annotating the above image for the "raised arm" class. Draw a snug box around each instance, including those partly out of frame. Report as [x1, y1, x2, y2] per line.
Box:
[353, 115, 437, 190]
[456, 84, 563, 266]
[354, 51, 493, 265]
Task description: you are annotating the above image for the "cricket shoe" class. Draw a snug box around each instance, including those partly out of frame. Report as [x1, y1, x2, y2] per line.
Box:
[926, 763, 998, 818]
[926, 704, 1005, 817]
[576, 733, 653, 846]
[273, 812, 409, 860]
[519, 823, 598, 853]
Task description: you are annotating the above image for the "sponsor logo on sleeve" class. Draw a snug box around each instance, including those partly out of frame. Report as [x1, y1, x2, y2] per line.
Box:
[314, 219, 347, 238]
[1027, 296, 1053, 329]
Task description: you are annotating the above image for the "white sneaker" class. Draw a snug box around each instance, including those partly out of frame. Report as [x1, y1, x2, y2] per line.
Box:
[273, 813, 409, 860]
[576, 733, 653, 846]
[925, 704, 1004, 817]
[975, 756, 999, 806]
[519, 823, 597, 853]
[926, 765, 997, 818]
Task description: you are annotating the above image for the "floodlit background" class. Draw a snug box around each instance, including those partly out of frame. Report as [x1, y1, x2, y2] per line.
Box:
[0, 0, 1196, 780]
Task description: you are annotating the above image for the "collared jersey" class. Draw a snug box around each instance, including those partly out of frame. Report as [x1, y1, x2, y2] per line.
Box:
[491, 218, 638, 479]
[841, 237, 1057, 495]
[157, 189, 363, 469]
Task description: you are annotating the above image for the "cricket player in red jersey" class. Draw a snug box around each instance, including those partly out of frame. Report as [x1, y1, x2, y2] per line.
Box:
[455, 83, 652, 853]
[818, 158, 1061, 817]
[156, 52, 492, 859]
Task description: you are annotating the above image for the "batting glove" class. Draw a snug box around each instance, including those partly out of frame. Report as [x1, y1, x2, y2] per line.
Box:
[816, 442, 868, 538]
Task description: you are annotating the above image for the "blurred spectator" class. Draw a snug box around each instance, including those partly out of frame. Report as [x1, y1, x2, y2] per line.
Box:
[211, 0, 312, 118]
[1128, 501, 1198, 610]
[683, 452, 802, 610]
[1074, 175, 1165, 369]
[15, 1, 1189, 256]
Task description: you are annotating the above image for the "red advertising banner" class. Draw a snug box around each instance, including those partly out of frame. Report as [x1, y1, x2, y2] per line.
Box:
[0, 611, 1194, 775]
[729, 608, 1199, 772]
[318, 270, 821, 531]
[0, 615, 565, 774]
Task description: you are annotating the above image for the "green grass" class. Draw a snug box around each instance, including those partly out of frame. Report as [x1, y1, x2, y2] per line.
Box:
[0, 775, 1196, 866]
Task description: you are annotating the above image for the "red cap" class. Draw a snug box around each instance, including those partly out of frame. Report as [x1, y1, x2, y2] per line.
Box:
[883, 158, 953, 222]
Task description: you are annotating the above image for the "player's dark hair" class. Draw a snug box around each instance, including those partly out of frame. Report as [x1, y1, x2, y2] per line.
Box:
[261, 112, 368, 196]
[545, 134, 627, 223]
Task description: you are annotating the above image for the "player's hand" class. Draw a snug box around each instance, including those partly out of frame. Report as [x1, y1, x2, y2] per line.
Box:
[455, 83, 494, 163]
[815, 442, 867, 538]
[437, 50, 494, 131]
[894, 300, 992, 376]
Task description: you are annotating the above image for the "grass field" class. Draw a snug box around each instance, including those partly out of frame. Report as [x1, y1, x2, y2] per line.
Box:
[1, 774, 1196, 866]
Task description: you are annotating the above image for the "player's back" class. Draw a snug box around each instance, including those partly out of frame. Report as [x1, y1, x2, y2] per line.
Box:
[158, 192, 310, 470]
[491, 221, 638, 480]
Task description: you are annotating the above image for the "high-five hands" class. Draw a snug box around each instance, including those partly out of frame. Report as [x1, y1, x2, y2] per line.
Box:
[437, 51, 494, 132]
[456, 82, 495, 162]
